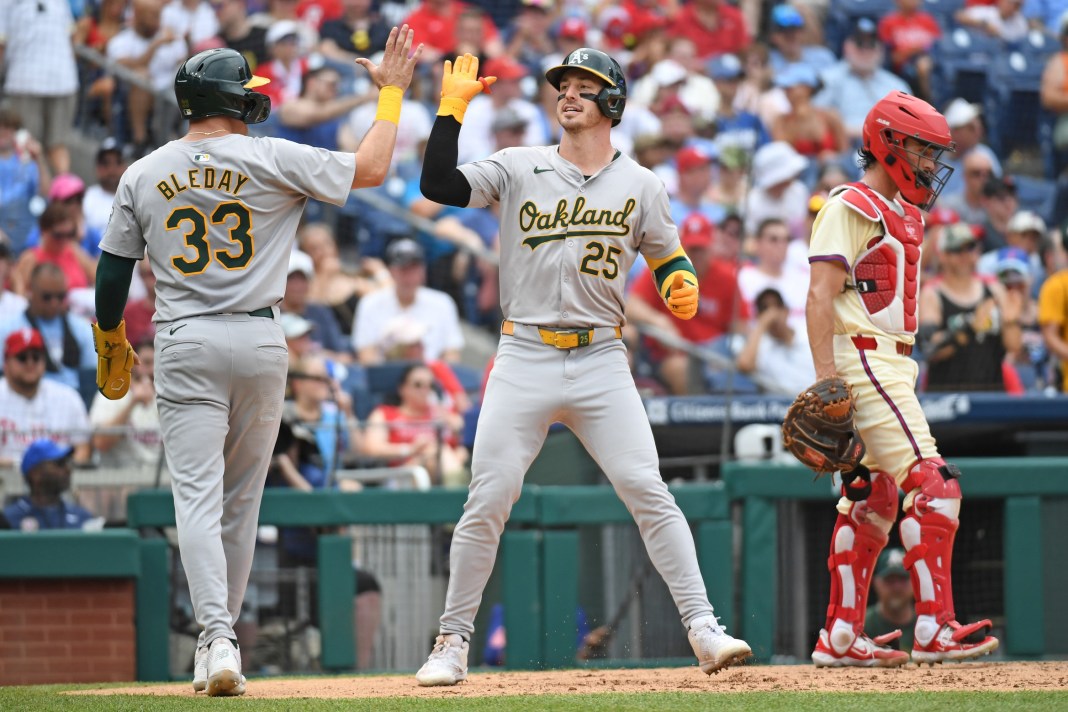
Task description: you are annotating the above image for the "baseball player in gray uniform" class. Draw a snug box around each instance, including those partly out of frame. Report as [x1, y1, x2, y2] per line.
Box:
[414, 49, 751, 686]
[92, 29, 421, 696]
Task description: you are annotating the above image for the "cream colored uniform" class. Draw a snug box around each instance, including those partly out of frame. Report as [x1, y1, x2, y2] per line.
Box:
[809, 192, 938, 515]
[435, 145, 719, 641]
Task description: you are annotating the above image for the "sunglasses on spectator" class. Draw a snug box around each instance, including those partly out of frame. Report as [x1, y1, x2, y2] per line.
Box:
[966, 169, 992, 178]
[50, 229, 78, 240]
[40, 291, 68, 302]
[407, 379, 433, 389]
[14, 351, 45, 364]
[945, 243, 978, 254]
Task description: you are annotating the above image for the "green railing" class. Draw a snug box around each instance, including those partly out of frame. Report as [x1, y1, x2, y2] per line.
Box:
[2, 457, 1064, 682]
[124, 484, 730, 675]
[722, 457, 1068, 662]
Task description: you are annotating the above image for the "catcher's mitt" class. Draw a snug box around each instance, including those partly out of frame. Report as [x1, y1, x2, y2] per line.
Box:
[781, 377, 866, 475]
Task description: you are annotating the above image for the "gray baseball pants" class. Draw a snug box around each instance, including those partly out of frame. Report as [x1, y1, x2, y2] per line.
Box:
[154, 311, 288, 647]
[439, 323, 717, 640]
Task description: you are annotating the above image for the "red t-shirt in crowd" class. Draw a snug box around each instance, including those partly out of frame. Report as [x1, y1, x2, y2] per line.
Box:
[631, 259, 749, 357]
[667, 3, 750, 59]
[402, 0, 499, 53]
[878, 12, 941, 66]
[376, 402, 459, 457]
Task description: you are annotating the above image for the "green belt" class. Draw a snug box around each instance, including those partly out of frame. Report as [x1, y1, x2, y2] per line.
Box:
[249, 307, 273, 318]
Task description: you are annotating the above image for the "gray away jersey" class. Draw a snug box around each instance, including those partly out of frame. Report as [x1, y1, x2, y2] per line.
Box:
[101, 135, 355, 323]
[459, 145, 680, 328]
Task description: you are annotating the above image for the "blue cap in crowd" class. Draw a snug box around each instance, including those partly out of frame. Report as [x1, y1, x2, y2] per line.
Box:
[772, 4, 805, 29]
[995, 247, 1031, 283]
[21, 439, 74, 477]
[707, 53, 744, 81]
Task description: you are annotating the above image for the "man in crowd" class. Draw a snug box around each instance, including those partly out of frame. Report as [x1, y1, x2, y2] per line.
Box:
[0, 264, 96, 391]
[0, 439, 102, 531]
[814, 18, 910, 141]
[84, 138, 132, 238]
[0, 329, 91, 467]
[864, 548, 916, 652]
[0, 0, 79, 175]
[626, 213, 747, 395]
[282, 250, 352, 364]
[211, 0, 269, 69]
[735, 287, 814, 396]
[352, 238, 464, 365]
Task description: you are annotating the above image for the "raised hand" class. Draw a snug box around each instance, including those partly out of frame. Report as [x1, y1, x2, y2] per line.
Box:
[441, 53, 497, 102]
[355, 25, 423, 91]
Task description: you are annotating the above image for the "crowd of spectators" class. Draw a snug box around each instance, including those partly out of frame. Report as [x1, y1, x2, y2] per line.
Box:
[2, 0, 1068, 487]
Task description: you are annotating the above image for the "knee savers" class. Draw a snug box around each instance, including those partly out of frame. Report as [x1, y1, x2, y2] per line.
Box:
[901, 456, 961, 512]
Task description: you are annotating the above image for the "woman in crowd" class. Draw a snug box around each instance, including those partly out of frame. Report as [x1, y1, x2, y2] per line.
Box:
[362, 363, 468, 486]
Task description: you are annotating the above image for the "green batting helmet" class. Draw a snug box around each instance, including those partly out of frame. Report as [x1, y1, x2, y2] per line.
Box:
[544, 48, 627, 126]
[174, 49, 272, 125]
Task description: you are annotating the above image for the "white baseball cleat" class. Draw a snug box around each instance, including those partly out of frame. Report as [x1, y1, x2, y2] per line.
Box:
[205, 637, 246, 697]
[688, 615, 752, 675]
[910, 621, 999, 664]
[416, 634, 469, 686]
[192, 644, 208, 692]
[811, 628, 910, 668]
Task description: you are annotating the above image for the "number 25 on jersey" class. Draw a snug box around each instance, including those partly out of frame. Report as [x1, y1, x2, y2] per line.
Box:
[168, 200, 254, 276]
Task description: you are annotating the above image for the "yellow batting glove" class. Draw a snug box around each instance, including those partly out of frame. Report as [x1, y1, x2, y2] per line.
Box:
[92, 320, 136, 400]
[437, 53, 497, 124]
[666, 272, 699, 320]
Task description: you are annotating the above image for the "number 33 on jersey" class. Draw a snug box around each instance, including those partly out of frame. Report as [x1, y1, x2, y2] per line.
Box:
[458, 145, 695, 327]
[99, 135, 356, 323]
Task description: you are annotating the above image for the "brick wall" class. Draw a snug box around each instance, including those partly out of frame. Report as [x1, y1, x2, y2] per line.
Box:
[0, 579, 137, 685]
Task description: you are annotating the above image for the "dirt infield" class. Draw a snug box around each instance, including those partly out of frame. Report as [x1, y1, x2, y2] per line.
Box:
[76, 661, 1068, 699]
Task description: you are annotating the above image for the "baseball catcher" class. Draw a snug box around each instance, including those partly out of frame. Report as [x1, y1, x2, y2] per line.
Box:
[802, 91, 997, 668]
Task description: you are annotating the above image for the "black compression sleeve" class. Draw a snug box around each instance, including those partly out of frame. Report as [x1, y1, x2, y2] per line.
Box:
[95, 251, 138, 330]
[420, 115, 472, 207]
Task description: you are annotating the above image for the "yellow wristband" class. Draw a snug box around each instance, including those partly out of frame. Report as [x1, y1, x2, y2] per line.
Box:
[437, 96, 469, 124]
[375, 85, 403, 125]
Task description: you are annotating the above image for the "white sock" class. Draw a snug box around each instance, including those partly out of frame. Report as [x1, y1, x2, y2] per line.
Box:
[829, 619, 856, 655]
[914, 614, 939, 646]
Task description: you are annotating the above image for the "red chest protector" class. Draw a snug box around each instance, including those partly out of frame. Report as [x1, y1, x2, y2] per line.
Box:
[832, 182, 924, 335]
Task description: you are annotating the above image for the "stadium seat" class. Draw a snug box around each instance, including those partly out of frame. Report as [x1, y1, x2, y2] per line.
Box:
[825, 0, 897, 54]
[1010, 28, 1058, 60]
[364, 360, 421, 399]
[982, 51, 1045, 156]
[1008, 174, 1056, 223]
[922, 0, 966, 31]
[77, 368, 98, 410]
[1037, 109, 1068, 180]
[450, 363, 483, 394]
[931, 27, 1003, 108]
[463, 404, 480, 450]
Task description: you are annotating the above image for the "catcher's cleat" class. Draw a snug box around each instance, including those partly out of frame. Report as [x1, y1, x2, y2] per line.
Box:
[192, 643, 208, 692]
[812, 628, 910, 668]
[688, 615, 752, 675]
[910, 621, 999, 663]
[416, 634, 469, 686]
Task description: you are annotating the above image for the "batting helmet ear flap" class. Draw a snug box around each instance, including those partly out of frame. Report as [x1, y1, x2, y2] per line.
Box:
[597, 83, 626, 127]
[242, 92, 272, 125]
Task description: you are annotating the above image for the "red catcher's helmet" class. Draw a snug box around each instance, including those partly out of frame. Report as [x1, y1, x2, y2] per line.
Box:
[862, 91, 955, 211]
